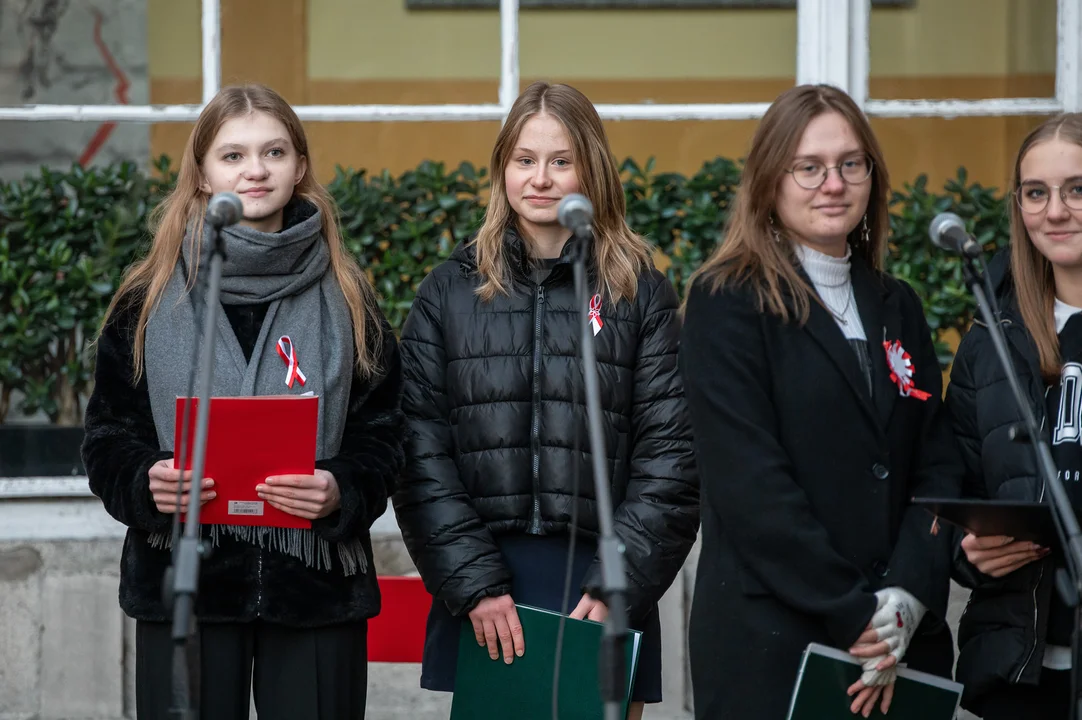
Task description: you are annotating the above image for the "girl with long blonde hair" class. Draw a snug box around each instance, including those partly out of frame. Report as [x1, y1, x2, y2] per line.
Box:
[83, 84, 405, 720]
[392, 81, 700, 717]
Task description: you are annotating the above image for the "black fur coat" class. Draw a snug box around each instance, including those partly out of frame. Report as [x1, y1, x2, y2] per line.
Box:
[82, 289, 406, 627]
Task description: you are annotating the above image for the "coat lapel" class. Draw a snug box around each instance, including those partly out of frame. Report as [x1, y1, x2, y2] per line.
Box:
[851, 259, 900, 428]
[800, 265, 879, 425]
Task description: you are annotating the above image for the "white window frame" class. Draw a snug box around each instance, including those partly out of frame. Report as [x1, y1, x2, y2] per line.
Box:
[0, 0, 1079, 124]
[0, 0, 1080, 501]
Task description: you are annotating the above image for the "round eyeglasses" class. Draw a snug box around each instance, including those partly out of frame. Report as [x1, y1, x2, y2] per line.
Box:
[1015, 180, 1082, 214]
[785, 155, 874, 190]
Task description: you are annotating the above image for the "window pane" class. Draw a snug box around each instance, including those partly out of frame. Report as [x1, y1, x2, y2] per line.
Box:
[521, 7, 795, 105]
[146, 0, 201, 180]
[305, 1, 500, 180]
[869, 0, 1056, 100]
[872, 115, 1050, 191]
[0, 0, 150, 181]
[516, 6, 794, 183]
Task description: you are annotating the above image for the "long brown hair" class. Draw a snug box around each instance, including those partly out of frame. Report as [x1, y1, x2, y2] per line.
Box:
[101, 84, 383, 382]
[688, 84, 890, 323]
[1010, 113, 1082, 383]
[472, 81, 651, 304]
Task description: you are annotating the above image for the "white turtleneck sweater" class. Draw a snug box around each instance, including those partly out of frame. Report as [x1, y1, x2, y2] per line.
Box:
[794, 243, 866, 340]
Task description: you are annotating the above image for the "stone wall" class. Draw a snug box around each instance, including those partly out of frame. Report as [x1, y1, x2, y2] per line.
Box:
[0, 481, 696, 719]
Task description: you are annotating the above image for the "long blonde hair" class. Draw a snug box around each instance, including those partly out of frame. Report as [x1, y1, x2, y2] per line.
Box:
[688, 84, 890, 323]
[472, 81, 651, 304]
[1010, 113, 1082, 383]
[102, 84, 383, 382]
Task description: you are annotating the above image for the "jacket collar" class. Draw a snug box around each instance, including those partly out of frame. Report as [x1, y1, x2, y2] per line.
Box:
[973, 248, 1046, 389]
[451, 224, 590, 285]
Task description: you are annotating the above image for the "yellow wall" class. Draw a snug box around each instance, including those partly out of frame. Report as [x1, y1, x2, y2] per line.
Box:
[308, 3, 796, 80]
[147, 0, 1059, 188]
[147, 1, 201, 78]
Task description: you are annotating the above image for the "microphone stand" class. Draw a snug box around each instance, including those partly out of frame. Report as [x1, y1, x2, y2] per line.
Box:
[162, 221, 227, 719]
[960, 256, 1082, 720]
[568, 228, 628, 720]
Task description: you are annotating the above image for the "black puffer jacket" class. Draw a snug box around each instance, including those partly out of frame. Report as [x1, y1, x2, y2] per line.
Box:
[392, 231, 700, 620]
[947, 251, 1059, 711]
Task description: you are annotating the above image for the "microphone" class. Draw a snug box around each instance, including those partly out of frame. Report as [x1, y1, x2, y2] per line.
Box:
[929, 212, 981, 259]
[558, 194, 594, 237]
[205, 192, 244, 228]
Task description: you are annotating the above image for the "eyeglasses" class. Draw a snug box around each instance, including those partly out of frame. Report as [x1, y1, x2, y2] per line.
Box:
[785, 155, 874, 190]
[1015, 180, 1082, 214]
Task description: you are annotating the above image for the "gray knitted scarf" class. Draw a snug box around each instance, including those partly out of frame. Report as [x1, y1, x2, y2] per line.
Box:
[143, 204, 365, 575]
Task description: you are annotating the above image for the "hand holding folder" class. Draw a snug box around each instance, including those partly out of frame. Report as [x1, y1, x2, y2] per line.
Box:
[174, 395, 319, 529]
[786, 643, 962, 720]
[450, 604, 642, 720]
[912, 496, 1057, 548]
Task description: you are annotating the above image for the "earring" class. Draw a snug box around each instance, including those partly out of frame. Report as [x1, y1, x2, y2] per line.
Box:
[770, 215, 781, 244]
[861, 214, 870, 244]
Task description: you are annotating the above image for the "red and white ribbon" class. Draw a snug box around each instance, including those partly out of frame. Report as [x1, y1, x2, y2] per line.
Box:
[588, 294, 604, 336]
[883, 339, 931, 401]
[276, 335, 307, 388]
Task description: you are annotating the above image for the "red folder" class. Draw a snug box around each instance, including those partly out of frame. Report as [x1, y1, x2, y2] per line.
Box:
[173, 395, 318, 529]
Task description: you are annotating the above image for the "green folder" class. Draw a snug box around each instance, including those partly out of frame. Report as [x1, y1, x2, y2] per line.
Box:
[450, 604, 643, 720]
[786, 643, 963, 720]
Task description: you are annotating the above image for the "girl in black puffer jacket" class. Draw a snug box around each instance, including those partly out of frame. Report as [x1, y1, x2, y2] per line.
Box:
[391, 81, 700, 718]
[949, 112, 1082, 719]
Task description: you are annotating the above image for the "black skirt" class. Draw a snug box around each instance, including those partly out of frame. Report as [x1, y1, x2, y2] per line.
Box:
[419, 533, 664, 703]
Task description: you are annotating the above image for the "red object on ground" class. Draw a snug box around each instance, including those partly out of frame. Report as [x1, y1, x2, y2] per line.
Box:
[369, 576, 433, 663]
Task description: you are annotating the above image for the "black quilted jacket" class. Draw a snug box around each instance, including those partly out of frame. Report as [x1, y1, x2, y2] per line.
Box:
[392, 230, 700, 620]
[947, 251, 1062, 711]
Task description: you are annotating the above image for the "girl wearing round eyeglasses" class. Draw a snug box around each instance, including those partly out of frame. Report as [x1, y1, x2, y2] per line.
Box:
[680, 84, 961, 720]
[948, 113, 1082, 720]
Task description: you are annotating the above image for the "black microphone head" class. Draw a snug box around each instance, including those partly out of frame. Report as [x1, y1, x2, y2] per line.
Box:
[928, 211, 967, 252]
[205, 192, 244, 228]
[557, 194, 594, 233]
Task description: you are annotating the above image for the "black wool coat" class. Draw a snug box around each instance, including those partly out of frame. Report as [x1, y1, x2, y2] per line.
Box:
[680, 257, 962, 719]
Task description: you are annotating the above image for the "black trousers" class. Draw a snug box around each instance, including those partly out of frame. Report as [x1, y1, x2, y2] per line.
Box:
[978, 668, 1070, 720]
[135, 619, 368, 720]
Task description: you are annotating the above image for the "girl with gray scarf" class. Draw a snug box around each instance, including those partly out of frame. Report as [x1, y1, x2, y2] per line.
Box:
[82, 84, 405, 720]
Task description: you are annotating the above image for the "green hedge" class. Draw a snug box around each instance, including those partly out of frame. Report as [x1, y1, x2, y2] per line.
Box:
[0, 156, 1009, 425]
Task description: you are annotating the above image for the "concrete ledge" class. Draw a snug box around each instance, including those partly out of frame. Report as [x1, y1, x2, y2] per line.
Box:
[1, 481, 703, 718]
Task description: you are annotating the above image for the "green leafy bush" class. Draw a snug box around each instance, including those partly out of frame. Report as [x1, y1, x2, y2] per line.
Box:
[0, 161, 167, 424]
[0, 156, 1010, 424]
[886, 168, 1010, 364]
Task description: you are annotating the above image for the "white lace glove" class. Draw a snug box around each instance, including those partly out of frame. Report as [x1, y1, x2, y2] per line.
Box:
[859, 660, 897, 687]
[858, 587, 926, 687]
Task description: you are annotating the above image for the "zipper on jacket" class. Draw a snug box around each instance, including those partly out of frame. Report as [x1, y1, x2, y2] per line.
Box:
[1015, 563, 1045, 682]
[1014, 389, 1050, 682]
[529, 283, 546, 534]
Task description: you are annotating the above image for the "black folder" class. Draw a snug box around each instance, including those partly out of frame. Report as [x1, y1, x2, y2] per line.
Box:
[912, 496, 1058, 548]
